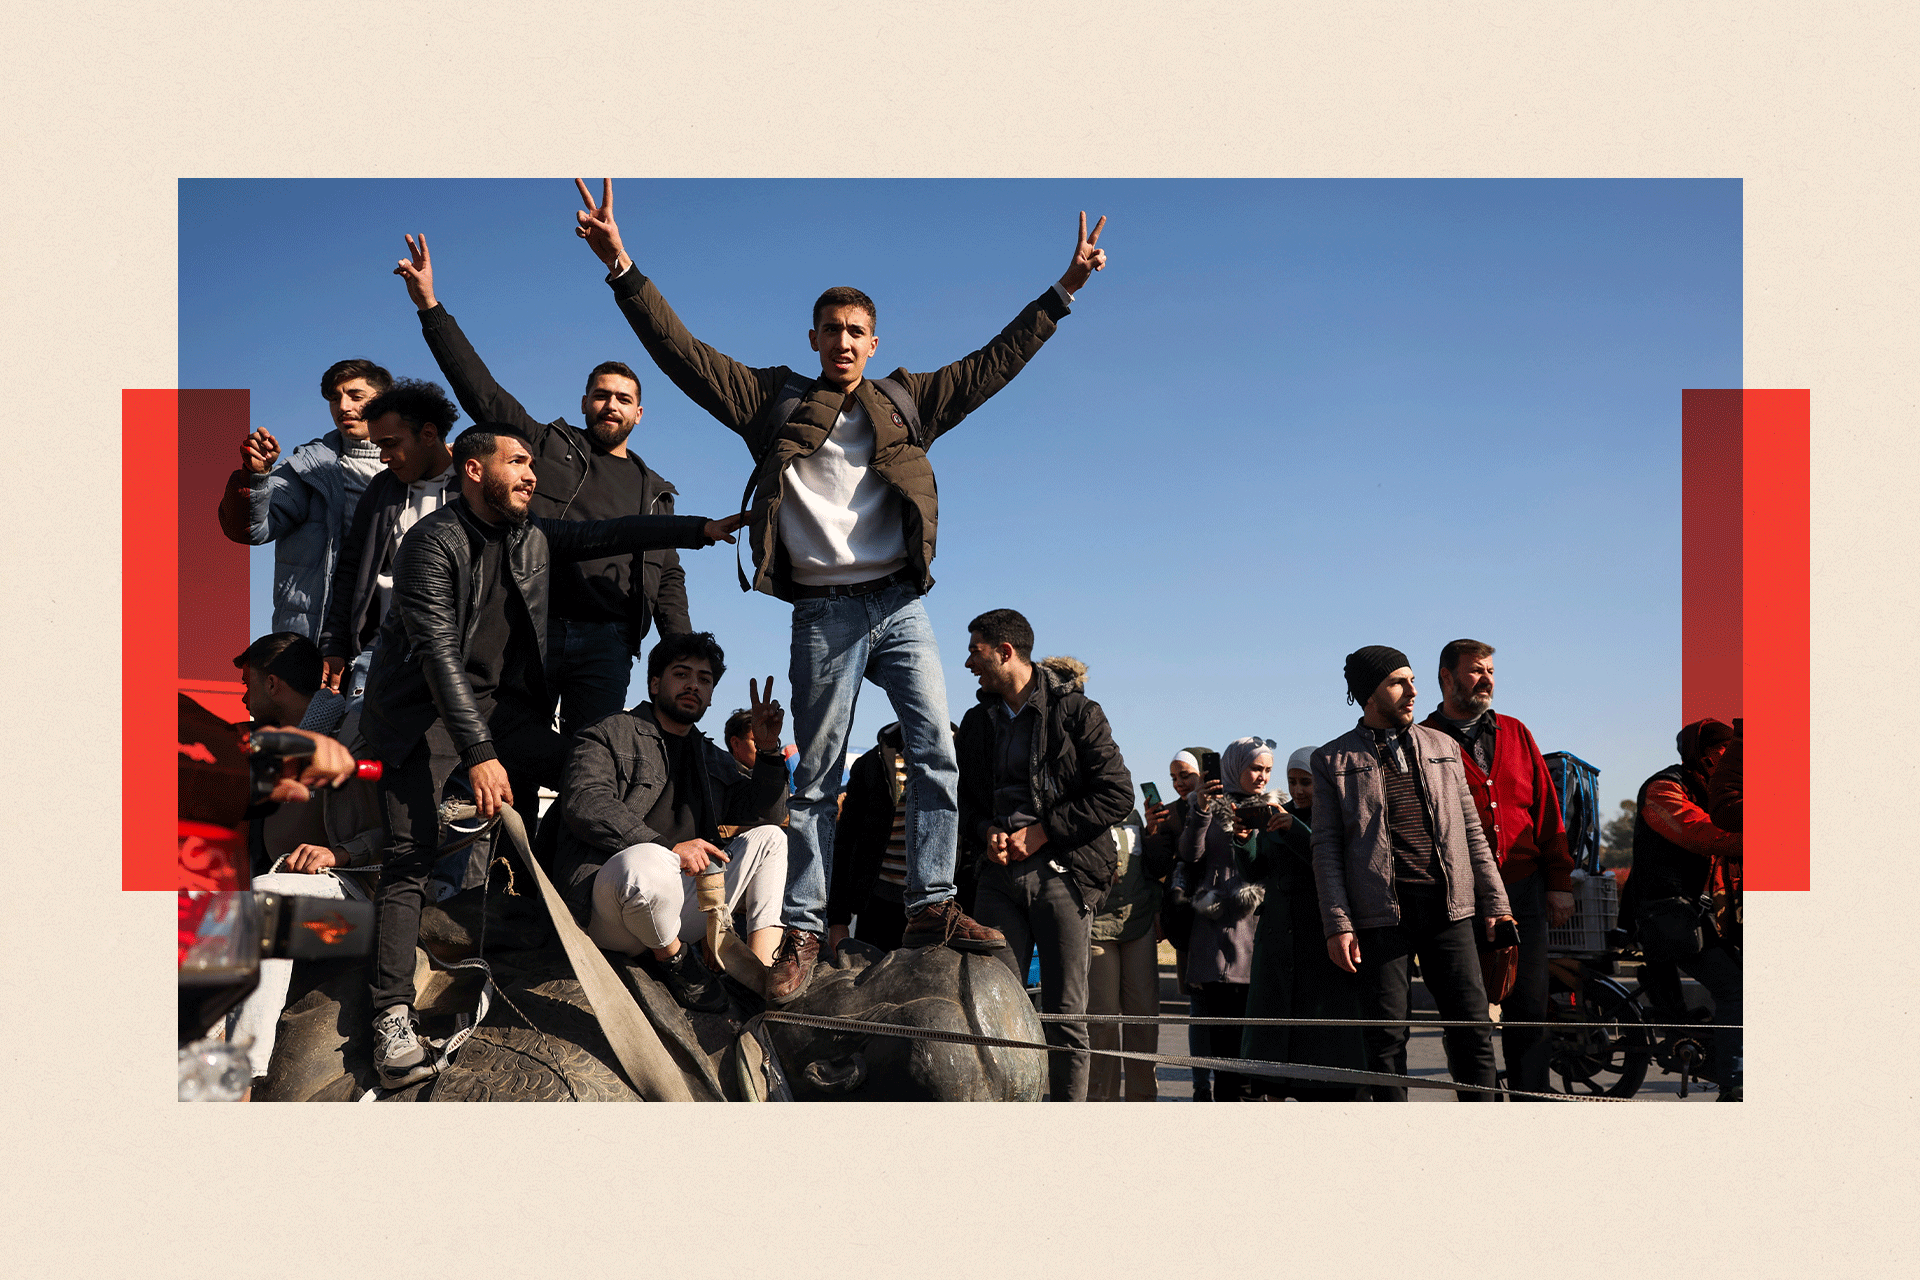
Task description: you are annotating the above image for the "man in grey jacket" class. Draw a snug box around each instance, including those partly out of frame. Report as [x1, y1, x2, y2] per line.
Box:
[1311, 645, 1514, 1100]
[555, 632, 790, 1013]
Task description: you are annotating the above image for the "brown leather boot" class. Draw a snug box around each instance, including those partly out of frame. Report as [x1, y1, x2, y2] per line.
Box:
[901, 898, 1007, 953]
[765, 928, 822, 1004]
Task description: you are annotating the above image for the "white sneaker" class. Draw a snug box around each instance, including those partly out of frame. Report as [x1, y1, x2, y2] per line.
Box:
[372, 1006, 432, 1088]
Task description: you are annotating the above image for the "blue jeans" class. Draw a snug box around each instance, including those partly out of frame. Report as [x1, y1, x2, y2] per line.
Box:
[784, 583, 958, 935]
[546, 618, 637, 738]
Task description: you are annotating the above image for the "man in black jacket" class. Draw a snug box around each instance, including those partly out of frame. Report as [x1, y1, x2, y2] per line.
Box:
[361, 424, 743, 1087]
[317, 379, 459, 703]
[395, 235, 691, 737]
[554, 633, 790, 1013]
[957, 608, 1134, 1102]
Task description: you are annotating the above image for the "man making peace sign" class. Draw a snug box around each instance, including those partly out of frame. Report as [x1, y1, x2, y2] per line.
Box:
[572, 179, 1109, 1002]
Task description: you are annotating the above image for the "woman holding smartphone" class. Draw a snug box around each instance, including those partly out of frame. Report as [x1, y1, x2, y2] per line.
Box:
[1178, 736, 1283, 1102]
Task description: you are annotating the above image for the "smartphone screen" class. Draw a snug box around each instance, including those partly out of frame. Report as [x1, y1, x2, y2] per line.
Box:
[1142, 781, 1162, 808]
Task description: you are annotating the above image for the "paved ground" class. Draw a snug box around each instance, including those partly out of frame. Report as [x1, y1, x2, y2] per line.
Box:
[1123, 945, 1725, 1103]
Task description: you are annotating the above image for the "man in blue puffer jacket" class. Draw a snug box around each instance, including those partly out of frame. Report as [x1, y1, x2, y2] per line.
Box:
[217, 359, 393, 638]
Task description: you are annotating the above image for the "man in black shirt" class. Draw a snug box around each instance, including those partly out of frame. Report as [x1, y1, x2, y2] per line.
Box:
[361, 425, 742, 1086]
[956, 609, 1134, 1102]
[395, 234, 691, 737]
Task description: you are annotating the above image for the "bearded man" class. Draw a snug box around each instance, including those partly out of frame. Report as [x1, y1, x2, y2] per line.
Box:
[358, 424, 743, 1087]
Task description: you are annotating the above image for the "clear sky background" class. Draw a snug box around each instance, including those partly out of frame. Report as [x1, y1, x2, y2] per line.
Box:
[180, 178, 1740, 821]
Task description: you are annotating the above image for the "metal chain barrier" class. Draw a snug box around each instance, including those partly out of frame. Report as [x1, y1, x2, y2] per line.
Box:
[1037, 1012, 1739, 1032]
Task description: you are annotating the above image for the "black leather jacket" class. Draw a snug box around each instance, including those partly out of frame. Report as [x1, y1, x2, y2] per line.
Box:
[360, 495, 711, 767]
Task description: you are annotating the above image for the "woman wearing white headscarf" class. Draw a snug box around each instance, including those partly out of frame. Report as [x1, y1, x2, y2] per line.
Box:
[1177, 736, 1278, 1101]
[1237, 744, 1367, 1099]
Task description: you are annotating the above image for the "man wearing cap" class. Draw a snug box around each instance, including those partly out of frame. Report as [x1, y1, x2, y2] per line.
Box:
[1310, 645, 1514, 1101]
[1421, 638, 1575, 1099]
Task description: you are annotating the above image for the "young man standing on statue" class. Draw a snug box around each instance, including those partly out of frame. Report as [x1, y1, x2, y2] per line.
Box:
[571, 178, 1110, 1002]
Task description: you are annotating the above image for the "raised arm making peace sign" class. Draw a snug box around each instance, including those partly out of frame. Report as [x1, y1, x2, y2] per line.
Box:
[1060, 212, 1109, 294]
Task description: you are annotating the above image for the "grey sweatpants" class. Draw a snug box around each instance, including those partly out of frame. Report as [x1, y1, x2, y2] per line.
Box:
[587, 826, 788, 954]
[975, 858, 1092, 1102]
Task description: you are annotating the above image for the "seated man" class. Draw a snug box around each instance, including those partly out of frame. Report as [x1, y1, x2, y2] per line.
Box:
[553, 632, 790, 1013]
[1628, 718, 1743, 1100]
[957, 610, 1134, 1102]
[226, 632, 386, 1083]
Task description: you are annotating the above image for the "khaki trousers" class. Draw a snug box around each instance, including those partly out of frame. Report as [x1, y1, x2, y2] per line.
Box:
[1088, 932, 1161, 1101]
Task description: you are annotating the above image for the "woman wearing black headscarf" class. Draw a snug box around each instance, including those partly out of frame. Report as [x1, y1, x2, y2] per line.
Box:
[1237, 745, 1368, 1100]
[1625, 718, 1743, 1100]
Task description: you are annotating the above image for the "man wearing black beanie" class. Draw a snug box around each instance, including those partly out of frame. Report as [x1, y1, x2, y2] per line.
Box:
[1309, 646, 1515, 1100]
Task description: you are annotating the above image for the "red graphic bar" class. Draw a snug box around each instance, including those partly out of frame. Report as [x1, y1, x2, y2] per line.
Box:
[180, 391, 251, 682]
[1742, 390, 1810, 890]
[1680, 389, 1809, 891]
[1681, 390, 1743, 724]
[125, 390, 179, 890]
[125, 390, 251, 890]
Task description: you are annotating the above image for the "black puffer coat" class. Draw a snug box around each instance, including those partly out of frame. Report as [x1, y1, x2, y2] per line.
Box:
[956, 665, 1134, 908]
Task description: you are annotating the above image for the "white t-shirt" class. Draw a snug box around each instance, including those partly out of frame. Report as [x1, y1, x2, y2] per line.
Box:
[374, 470, 454, 624]
[777, 397, 909, 586]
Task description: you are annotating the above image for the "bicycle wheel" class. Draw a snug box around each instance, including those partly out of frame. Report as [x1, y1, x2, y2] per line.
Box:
[1546, 973, 1652, 1098]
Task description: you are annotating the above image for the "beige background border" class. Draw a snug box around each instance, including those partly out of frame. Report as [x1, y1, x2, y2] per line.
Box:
[1, 2, 1906, 1273]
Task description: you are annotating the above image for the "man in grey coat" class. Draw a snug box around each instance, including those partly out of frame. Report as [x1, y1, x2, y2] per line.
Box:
[1311, 645, 1514, 1100]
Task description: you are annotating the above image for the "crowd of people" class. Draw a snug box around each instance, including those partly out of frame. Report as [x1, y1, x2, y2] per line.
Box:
[206, 180, 1742, 1101]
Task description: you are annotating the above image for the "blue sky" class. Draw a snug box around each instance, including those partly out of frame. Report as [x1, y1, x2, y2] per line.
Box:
[179, 178, 1740, 820]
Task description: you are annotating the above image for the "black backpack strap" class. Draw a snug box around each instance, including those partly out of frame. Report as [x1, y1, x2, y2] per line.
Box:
[869, 376, 926, 451]
[737, 371, 818, 592]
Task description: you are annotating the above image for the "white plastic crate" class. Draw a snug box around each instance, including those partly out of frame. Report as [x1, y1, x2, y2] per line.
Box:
[1545, 870, 1618, 955]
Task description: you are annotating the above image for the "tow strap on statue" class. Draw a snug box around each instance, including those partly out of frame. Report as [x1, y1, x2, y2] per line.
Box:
[432, 803, 700, 1102]
[696, 866, 770, 994]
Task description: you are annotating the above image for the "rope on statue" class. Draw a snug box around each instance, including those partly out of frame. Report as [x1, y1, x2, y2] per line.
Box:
[1035, 1013, 1740, 1032]
[755, 1009, 1623, 1101]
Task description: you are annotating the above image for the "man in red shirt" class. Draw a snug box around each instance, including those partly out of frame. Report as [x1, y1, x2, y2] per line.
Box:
[1422, 639, 1575, 1098]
